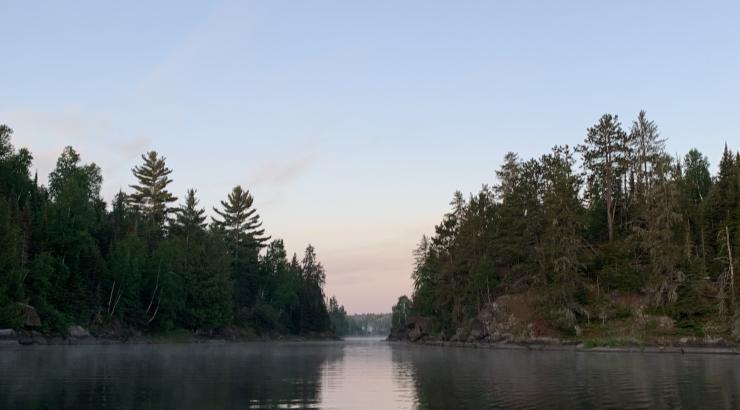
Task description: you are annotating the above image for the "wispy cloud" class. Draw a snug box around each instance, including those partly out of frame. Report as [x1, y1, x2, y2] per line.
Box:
[1, 108, 154, 199]
[249, 155, 314, 187]
[116, 136, 153, 158]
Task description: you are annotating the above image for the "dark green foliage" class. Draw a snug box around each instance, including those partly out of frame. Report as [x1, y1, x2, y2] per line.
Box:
[577, 114, 631, 242]
[128, 151, 177, 232]
[392, 296, 412, 328]
[298, 245, 331, 332]
[0, 124, 334, 337]
[407, 113, 740, 337]
[328, 296, 349, 336]
[213, 185, 270, 316]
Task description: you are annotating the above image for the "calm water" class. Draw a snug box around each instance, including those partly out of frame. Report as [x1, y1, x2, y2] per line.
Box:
[2, 338, 740, 409]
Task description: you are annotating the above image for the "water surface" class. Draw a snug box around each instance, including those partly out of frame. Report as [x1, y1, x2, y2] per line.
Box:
[2, 338, 740, 409]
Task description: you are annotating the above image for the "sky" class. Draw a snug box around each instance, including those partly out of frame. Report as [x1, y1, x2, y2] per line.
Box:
[1, 1, 739, 313]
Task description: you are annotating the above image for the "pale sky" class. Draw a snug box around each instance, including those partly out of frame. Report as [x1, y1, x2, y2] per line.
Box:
[2, 1, 739, 313]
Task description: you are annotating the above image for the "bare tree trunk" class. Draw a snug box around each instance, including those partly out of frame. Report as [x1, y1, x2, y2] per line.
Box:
[606, 169, 613, 242]
[486, 277, 492, 305]
[110, 290, 123, 318]
[107, 281, 116, 313]
[146, 266, 161, 315]
[147, 293, 162, 324]
[686, 221, 692, 260]
[701, 226, 707, 272]
[726, 226, 735, 311]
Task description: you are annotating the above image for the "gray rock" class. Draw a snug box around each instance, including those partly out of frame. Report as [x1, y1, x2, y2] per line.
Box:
[467, 319, 488, 341]
[732, 313, 740, 341]
[17, 303, 41, 328]
[32, 335, 48, 345]
[68, 325, 91, 338]
[0, 329, 16, 339]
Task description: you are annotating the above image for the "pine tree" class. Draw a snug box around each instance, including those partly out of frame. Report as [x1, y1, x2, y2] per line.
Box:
[629, 111, 665, 204]
[212, 185, 269, 252]
[129, 151, 177, 230]
[213, 186, 270, 313]
[578, 114, 632, 242]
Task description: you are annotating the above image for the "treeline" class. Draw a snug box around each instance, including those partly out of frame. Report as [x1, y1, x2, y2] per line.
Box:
[327, 302, 391, 337]
[395, 111, 740, 336]
[0, 124, 336, 336]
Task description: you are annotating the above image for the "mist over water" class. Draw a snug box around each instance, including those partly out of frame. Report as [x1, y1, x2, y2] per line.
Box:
[2, 339, 740, 409]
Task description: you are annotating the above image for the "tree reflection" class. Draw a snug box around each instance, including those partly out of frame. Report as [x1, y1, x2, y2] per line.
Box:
[0, 343, 345, 409]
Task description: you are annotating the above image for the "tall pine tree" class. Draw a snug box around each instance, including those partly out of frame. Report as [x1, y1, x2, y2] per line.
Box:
[128, 151, 177, 232]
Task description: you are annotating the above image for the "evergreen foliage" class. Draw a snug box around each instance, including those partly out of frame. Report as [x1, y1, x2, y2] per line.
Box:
[0, 126, 334, 336]
[402, 112, 740, 336]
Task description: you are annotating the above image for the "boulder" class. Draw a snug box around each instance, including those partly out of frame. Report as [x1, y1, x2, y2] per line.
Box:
[732, 313, 740, 341]
[68, 325, 91, 338]
[402, 317, 433, 342]
[0, 329, 16, 339]
[451, 327, 469, 342]
[466, 319, 488, 342]
[17, 303, 41, 328]
[31, 331, 47, 345]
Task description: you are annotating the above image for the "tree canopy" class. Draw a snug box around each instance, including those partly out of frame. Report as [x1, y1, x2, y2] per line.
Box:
[400, 111, 740, 339]
[0, 126, 336, 337]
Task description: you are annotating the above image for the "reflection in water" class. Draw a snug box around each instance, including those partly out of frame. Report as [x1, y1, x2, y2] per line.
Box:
[394, 344, 740, 409]
[2, 339, 740, 409]
[0, 342, 343, 409]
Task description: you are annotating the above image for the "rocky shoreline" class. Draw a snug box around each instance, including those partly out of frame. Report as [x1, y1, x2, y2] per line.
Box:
[387, 292, 740, 355]
[387, 338, 740, 355]
[0, 326, 340, 347]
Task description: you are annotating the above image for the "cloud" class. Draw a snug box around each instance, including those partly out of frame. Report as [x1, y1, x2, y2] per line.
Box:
[248, 155, 314, 187]
[1, 108, 154, 199]
[116, 136, 153, 158]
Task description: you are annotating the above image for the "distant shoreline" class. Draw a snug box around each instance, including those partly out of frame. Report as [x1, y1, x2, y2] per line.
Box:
[387, 339, 740, 355]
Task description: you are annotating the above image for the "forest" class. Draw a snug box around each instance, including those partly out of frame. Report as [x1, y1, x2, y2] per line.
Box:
[394, 111, 740, 341]
[328, 305, 392, 337]
[0, 124, 338, 338]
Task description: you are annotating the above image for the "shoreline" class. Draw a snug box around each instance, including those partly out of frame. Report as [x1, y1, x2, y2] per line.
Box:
[387, 339, 740, 355]
[0, 329, 341, 347]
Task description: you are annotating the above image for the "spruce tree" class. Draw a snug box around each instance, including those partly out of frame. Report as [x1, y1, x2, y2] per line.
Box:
[299, 244, 330, 331]
[173, 189, 207, 246]
[129, 151, 177, 230]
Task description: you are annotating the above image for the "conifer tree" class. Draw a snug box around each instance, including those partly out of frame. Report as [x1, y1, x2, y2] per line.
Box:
[578, 114, 631, 242]
[212, 185, 269, 252]
[173, 189, 207, 246]
[629, 111, 665, 204]
[681, 149, 711, 267]
[212, 186, 270, 313]
[129, 151, 177, 230]
[301, 244, 325, 287]
[299, 244, 330, 331]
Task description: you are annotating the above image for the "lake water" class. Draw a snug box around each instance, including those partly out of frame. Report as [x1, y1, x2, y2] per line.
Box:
[2, 337, 740, 409]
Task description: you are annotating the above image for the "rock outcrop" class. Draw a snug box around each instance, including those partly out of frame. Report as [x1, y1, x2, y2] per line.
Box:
[390, 293, 559, 344]
[68, 325, 92, 338]
[17, 303, 41, 328]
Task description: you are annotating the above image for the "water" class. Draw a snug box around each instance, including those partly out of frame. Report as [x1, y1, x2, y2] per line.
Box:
[2, 338, 740, 409]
